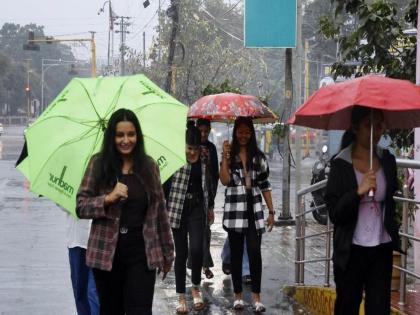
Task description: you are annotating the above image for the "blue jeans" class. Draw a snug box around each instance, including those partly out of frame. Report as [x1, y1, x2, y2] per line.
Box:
[221, 238, 250, 276]
[69, 247, 100, 315]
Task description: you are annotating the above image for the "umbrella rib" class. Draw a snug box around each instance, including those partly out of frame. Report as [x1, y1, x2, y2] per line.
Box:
[31, 114, 102, 129]
[80, 122, 104, 173]
[131, 101, 187, 113]
[102, 81, 127, 121]
[74, 78, 105, 123]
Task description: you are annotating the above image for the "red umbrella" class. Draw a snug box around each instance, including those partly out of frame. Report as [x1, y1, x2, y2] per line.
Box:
[288, 74, 420, 197]
[188, 92, 278, 123]
[287, 75, 420, 130]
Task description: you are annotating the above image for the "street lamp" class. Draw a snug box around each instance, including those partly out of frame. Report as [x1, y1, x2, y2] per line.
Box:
[41, 59, 80, 112]
[98, 1, 115, 68]
[24, 59, 32, 119]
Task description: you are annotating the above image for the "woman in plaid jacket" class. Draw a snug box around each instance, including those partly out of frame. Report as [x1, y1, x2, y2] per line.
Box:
[220, 116, 275, 313]
[76, 109, 174, 315]
[164, 122, 214, 314]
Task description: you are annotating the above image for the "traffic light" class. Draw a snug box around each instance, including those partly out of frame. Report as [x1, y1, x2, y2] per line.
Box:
[23, 31, 40, 51]
[25, 86, 30, 97]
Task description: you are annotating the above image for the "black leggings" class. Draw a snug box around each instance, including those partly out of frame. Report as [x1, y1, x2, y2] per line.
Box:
[228, 194, 262, 294]
[172, 203, 204, 293]
[333, 243, 393, 315]
[92, 229, 156, 315]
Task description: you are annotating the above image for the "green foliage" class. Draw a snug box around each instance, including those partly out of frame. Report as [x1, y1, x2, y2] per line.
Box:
[201, 79, 241, 96]
[320, 0, 417, 149]
[302, 0, 339, 97]
[321, 0, 416, 81]
[272, 122, 287, 138]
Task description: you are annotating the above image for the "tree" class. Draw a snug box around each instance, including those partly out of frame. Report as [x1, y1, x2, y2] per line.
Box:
[319, 0, 416, 148]
[0, 23, 77, 115]
[123, 0, 287, 114]
[320, 0, 416, 80]
[302, 0, 338, 94]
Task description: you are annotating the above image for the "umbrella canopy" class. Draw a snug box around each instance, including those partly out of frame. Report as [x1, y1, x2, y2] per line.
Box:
[288, 75, 420, 130]
[18, 74, 188, 215]
[188, 92, 278, 123]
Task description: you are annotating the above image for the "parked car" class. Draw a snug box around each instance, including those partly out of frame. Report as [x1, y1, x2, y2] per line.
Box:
[0, 123, 3, 136]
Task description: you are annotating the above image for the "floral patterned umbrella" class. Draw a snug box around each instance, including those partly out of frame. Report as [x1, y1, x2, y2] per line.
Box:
[188, 93, 278, 123]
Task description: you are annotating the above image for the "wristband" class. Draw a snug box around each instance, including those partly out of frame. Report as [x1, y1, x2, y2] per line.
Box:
[268, 210, 275, 215]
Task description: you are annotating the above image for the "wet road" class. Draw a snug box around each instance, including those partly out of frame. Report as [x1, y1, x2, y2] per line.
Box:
[0, 125, 322, 315]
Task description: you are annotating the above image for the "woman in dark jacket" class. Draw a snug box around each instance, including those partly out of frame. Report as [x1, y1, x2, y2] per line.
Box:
[165, 122, 214, 314]
[325, 106, 401, 315]
[76, 109, 174, 315]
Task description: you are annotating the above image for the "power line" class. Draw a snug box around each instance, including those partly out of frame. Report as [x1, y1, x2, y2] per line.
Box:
[200, 8, 243, 42]
[221, 0, 243, 17]
[128, 0, 168, 41]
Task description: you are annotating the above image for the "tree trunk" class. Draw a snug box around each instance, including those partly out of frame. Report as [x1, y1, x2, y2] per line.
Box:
[165, 0, 179, 93]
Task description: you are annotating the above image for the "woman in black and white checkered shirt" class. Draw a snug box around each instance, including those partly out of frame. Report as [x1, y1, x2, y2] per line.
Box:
[220, 116, 275, 313]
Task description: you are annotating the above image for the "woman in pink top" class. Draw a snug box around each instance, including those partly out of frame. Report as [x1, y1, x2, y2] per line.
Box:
[325, 106, 402, 315]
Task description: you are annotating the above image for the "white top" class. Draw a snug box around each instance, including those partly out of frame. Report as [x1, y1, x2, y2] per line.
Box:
[352, 168, 391, 247]
[66, 213, 91, 249]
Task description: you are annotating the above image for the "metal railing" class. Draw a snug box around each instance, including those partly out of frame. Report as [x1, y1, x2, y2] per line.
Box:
[294, 158, 420, 305]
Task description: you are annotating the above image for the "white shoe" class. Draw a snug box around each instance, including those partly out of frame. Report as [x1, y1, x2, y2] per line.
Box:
[253, 301, 266, 313]
[233, 299, 245, 310]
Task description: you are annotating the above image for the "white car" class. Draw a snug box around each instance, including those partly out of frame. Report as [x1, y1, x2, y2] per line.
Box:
[0, 123, 3, 136]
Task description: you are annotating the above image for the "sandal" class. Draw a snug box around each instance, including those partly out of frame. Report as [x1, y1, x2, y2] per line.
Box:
[222, 263, 231, 275]
[192, 288, 205, 311]
[233, 299, 245, 310]
[203, 267, 214, 279]
[176, 298, 188, 314]
[253, 301, 266, 313]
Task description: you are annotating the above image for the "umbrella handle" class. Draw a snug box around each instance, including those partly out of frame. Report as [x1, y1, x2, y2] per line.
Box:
[368, 110, 374, 198]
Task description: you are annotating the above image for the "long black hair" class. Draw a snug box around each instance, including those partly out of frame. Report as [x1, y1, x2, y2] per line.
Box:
[186, 120, 201, 146]
[230, 116, 263, 170]
[97, 108, 151, 188]
[340, 105, 373, 150]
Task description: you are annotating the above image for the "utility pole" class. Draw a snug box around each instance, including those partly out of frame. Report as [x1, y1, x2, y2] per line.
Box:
[294, 0, 303, 197]
[98, 1, 115, 69]
[158, 0, 162, 61]
[165, 0, 179, 93]
[277, 0, 301, 225]
[115, 16, 131, 76]
[24, 59, 32, 120]
[143, 31, 146, 68]
[89, 31, 97, 77]
[279, 48, 293, 223]
[304, 39, 310, 157]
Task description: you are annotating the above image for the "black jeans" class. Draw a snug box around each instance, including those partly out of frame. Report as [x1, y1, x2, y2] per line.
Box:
[187, 224, 214, 269]
[92, 228, 156, 315]
[172, 202, 204, 293]
[333, 242, 393, 315]
[227, 192, 262, 294]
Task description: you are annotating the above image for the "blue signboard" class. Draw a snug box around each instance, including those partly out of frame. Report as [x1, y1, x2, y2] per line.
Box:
[244, 0, 297, 48]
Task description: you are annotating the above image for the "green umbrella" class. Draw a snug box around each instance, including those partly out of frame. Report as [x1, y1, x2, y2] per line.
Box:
[19, 74, 188, 215]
